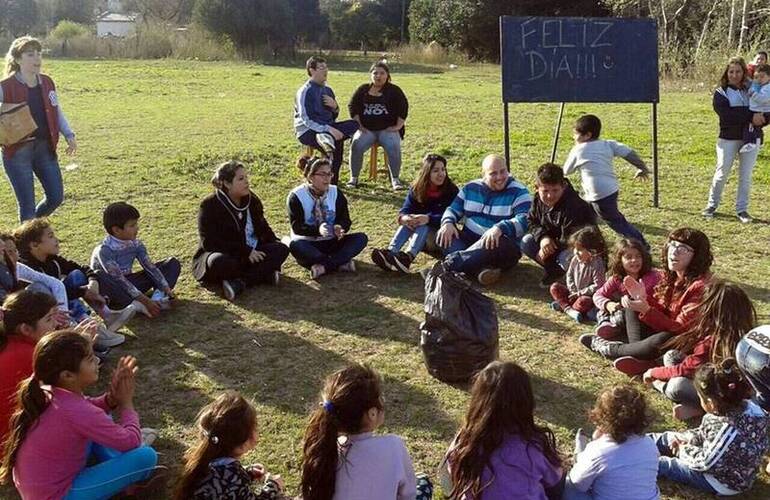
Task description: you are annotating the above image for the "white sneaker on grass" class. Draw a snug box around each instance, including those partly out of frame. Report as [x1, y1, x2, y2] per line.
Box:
[94, 324, 126, 349]
[701, 206, 716, 219]
[737, 211, 753, 224]
[103, 304, 136, 332]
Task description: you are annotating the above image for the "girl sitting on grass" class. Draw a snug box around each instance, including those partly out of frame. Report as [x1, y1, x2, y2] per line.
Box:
[0, 330, 157, 499]
[370, 153, 458, 273]
[300, 363, 432, 500]
[549, 226, 607, 323]
[175, 391, 285, 499]
[444, 361, 563, 499]
[591, 238, 659, 339]
[650, 359, 769, 496]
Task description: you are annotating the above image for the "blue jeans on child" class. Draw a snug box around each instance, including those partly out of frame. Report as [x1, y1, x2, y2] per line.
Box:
[3, 138, 64, 222]
[736, 337, 770, 412]
[443, 227, 521, 278]
[298, 120, 359, 185]
[289, 233, 368, 271]
[349, 129, 402, 180]
[62, 270, 92, 321]
[388, 225, 433, 258]
[648, 432, 719, 495]
[519, 232, 571, 276]
[590, 192, 648, 248]
[63, 443, 157, 500]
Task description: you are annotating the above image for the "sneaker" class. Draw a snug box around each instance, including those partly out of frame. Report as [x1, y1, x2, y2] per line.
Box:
[141, 427, 159, 446]
[222, 279, 245, 301]
[391, 252, 413, 273]
[549, 301, 562, 312]
[477, 268, 502, 286]
[93, 324, 126, 349]
[310, 264, 326, 280]
[272, 271, 280, 286]
[701, 206, 716, 219]
[739, 143, 757, 153]
[595, 323, 620, 340]
[346, 177, 359, 188]
[371, 248, 394, 271]
[673, 403, 704, 421]
[613, 356, 655, 376]
[578, 334, 620, 359]
[565, 308, 583, 323]
[102, 304, 136, 332]
[338, 260, 356, 273]
[392, 178, 405, 191]
[316, 133, 336, 155]
[131, 299, 150, 317]
[737, 211, 753, 224]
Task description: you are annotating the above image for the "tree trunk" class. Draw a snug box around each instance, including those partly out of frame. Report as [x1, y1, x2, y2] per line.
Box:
[738, 0, 751, 52]
[728, 0, 737, 46]
[695, 0, 721, 61]
[660, 0, 668, 45]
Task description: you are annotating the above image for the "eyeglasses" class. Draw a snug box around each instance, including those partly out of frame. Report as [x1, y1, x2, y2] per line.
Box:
[668, 241, 694, 254]
[313, 172, 332, 178]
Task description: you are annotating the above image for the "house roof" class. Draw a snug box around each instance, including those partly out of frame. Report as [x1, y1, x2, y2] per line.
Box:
[97, 12, 138, 23]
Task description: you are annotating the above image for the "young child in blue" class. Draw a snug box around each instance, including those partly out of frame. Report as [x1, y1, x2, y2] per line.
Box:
[563, 114, 650, 249]
[371, 154, 458, 273]
[741, 63, 770, 152]
[90, 202, 181, 319]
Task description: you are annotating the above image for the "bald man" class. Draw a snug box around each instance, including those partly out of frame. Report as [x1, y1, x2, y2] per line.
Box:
[436, 154, 532, 285]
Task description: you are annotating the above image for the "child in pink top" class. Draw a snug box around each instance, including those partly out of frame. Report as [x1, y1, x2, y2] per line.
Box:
[0, 330, 156, 499]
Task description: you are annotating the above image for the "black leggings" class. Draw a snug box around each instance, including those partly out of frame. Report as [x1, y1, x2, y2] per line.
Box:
[203, 242, 289, 286]
[611, 331, 673, 360]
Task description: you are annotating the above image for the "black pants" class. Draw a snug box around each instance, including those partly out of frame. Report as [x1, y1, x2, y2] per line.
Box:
[612, 331, 673, 360]
[203, 242, 289, 286]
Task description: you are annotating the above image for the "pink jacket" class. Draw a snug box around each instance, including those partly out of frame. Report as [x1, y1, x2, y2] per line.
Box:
[592, 270, 661, 312]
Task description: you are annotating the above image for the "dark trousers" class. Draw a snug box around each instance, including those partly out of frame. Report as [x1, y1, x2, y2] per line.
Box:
[289, 233, 368, 271]
[591, 192, 648, 248]
[443, 227, 521, 278]
[203, 242, 289, 286]
[613, 331, 673, 360]
[624, 306, 653, 343]
[98, 257, 181, 309]
[298, 119, 359, 185]
[549, 283, 594, 313]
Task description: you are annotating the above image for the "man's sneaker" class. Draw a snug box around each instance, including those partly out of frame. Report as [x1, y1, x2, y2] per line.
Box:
[310, 264, 326, 280]
[103, 304, 136, 332]
[737, 211, 752, 224]
[392, 178, 405, 191]
[222, 279, 245, 301]
[477, 268, 502, 286]
[578, 334, 620, 359]
[701, 206, 716, 219]
[390, 252, 413, 273]
[94, 324, 126, 349]
[565, 308, 583, 323]
[346, 177, 359, 188]
[371, 248, 394, 271]
[613, 356, 655, 376]
[338, 260, 356, 273]
[316, 133, 336, 155]
[595, 323, 620, 340]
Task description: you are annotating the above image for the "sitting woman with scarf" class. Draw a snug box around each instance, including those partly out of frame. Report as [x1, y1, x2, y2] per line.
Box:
[192, 161, 289, 301]
[287, 156, 368, 279]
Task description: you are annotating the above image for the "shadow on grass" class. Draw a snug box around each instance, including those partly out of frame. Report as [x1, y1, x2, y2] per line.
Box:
[345, 186, 406, 210]
[531, 374, 598, 432]
[735, 280, 770, 306]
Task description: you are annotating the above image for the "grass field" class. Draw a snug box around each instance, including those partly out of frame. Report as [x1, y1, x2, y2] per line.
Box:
[1, 57, 769, 499]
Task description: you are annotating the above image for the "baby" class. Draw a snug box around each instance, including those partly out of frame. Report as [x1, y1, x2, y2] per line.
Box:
[741, 63, 770, 153]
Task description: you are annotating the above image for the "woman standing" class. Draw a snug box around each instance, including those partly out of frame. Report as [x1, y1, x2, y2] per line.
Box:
[192, 161, 289, 301]
[1, 36, 77, 222]
[703, 57, 763, 223]
[347, 61, 409, 190]
[288, 156, 368, 279]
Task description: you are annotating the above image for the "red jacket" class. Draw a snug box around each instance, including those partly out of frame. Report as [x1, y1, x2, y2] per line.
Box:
[650, 335, 712, 380]
[1, 73, 60, 159]
[639, 275, 710, 334]
[0, 335, 35, 446]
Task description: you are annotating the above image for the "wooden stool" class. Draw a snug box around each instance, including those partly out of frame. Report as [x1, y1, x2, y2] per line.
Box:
[368, 142, 389, 180]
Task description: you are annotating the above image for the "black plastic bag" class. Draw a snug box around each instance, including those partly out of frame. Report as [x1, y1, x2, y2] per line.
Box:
[420, 261, 499, 383]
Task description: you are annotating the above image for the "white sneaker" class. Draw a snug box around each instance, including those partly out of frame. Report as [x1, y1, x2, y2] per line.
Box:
[94, 324, 126, 349]
[338, 261, 356, 273]
[477, 268, 502, 286]
[103, 304, 136, 332]
[131, 299, 151, 317]
[737, 211, 753, 224]
[701, 206, 716, 219]
[310, 264, 326, 280]
[316, 133, 336, 155]
[141, 427, 159, 446]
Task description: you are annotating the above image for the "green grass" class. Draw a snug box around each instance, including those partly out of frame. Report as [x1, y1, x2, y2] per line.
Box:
[1, 57, 769, 499]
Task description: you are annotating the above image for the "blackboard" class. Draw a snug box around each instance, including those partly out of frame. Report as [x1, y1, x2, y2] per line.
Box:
[500, 16, 659, 103]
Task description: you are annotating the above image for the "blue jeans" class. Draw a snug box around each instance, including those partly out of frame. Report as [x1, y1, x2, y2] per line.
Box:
[562, 479, 594, 500]
[388, 225, 432, 258]
[298, 120, 359, 185]
[736, 337, 770, 412]
[590, 192, 648, 248]
[63, 444, 157, 500]
[349, 129, 402, 180]
[519, 232, 571, 276]
[648, 432, 719, 494]
[62, 269, 92, 320]
[289, 233, 368, 271]
[3, 138, 64, 222]
[443, 227, 521, 278]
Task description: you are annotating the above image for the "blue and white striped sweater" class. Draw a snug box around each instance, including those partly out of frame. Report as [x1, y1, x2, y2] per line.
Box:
[441, 177, 532, 239]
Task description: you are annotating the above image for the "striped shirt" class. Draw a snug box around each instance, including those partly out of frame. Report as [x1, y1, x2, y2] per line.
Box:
[441, 177, 531, 239]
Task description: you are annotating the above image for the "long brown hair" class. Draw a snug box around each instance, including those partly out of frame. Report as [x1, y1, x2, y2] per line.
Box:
[1, 290, 58, 351]
[448, 361, 560, 498]
[175, 391, 258, 499]
[719, 56, 748, 89]
[301, 364, 383, 500]
[607, 238, 652, 279]
[0, 330, 90, 483]
[411, 153, 455, 204]
[665, 280, 756, 363]
[3, 36, 42, 78]
[654, 227, 713, 306]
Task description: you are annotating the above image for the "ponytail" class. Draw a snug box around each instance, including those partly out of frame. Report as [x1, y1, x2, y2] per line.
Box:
[0, 377, 48, 482]
[301, 406, 342, 500]
[297, 155, 330, 180]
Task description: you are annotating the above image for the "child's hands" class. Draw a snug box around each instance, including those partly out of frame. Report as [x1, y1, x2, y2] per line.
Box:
[54, 309, 70, 328]
[606, 301, 621, 313]
[267, 473, 284, 491]
[74, 318, 99, 340]
[634, 169, 650, 181]
[247, 463, 265, 480]
[164, 287, 176, 299]
[139, 295, 161, 317]
[622, 275, 646, 300]
[110, 356, 138, 409]
[248, 250, 266, 264]
[319, 222, 333, 238]
[413, 214, 429, 227]
[334, 224, 345, 239]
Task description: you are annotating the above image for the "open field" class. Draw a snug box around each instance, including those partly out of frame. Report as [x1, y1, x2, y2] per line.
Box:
[1, 57, 769, 498]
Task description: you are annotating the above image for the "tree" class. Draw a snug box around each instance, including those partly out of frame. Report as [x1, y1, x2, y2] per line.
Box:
[320, 0, 405, 50]
[0, 0, 39, 37]
[123, 0, 195, 23]
[50, 0, 96, 25]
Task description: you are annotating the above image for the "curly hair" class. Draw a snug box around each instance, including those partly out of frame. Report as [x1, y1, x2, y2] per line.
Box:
[589, 385, 653, 444]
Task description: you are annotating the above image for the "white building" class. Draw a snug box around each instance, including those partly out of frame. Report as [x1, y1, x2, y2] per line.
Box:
[96, 12, 138, 37]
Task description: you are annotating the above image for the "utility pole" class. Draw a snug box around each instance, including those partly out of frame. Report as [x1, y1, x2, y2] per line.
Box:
[400, 0, 406, 44]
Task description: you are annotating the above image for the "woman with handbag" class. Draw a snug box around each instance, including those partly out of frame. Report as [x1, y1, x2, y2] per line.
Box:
[1, 36, 77, 222]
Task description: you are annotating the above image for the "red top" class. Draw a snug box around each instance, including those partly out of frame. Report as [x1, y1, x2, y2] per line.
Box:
[0, 335, 35, 446]
[650, 335, 712, 380]
[639, 274, 710, 334]
[0, 73, 60, 159]
[426, 184, 442, 199]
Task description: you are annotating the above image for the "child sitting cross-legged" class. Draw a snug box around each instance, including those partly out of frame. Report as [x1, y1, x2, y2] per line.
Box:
[90, 202, 181, 319]
[175, 391, 286, 499]
[649, 359, 769, 496]
[549, 226, 607, 323]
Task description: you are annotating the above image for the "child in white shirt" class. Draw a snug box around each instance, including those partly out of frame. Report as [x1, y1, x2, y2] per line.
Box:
[741, 63, 770, 152]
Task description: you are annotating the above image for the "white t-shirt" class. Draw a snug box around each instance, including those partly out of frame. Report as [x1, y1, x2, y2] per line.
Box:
[568, 434, 660, 500]
[563, 140, 633, 201]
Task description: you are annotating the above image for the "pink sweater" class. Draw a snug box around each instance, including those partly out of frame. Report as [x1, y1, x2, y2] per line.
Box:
[592, 270, 661, 312]
[13, 387, 142, 500]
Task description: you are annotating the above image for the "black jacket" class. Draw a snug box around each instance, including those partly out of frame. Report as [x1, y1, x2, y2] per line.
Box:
[713, 85, 759, 141]
[527, 181, 596, 246]
[192, 191, 279, 281]
[19, 253, 96, 299]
